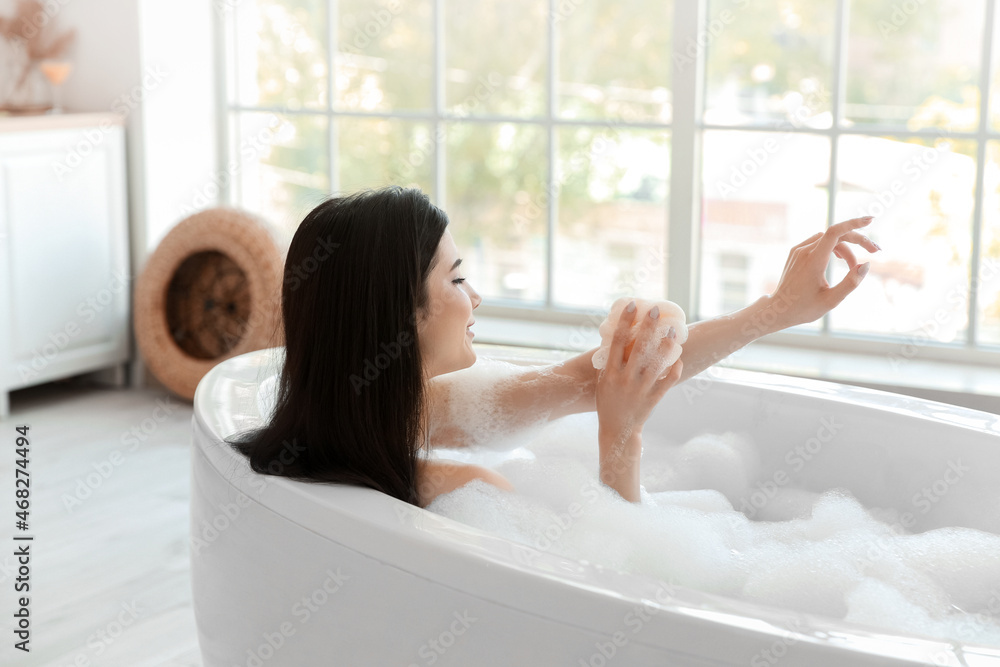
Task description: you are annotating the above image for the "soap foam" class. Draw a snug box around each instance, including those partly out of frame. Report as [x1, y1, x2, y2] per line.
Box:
[426, 412, 1000, 647]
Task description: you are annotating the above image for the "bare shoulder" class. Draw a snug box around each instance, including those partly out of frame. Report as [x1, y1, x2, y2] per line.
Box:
[416, 459, 514, 507]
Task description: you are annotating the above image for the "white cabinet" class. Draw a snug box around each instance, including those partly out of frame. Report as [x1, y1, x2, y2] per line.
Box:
[0, 113, 131, 418]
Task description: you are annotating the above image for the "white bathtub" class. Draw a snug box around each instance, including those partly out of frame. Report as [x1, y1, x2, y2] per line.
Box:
[190, 347, 1000, 666]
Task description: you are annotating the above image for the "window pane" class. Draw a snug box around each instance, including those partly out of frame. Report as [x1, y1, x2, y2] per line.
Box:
[991, 5, 1000, 131]
[233, 112, 330, 242]
[831, 135, 976, 341]
[700, 130, 830, 325]
[977, 143, 1000, 346]
[444, 0, 547, 117]
[555, 127, 669, 308]
[703, 0, 835, 127]
[337, 0, 432, 111]
[446, 123, 547, 302]
[235, 0, 328, 111]
[337, 118, 434, 195]
[557, 0, 672, 122]
[845, 0, 984, 130]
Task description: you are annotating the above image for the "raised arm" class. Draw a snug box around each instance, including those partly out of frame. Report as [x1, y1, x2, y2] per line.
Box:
[676, 215, 878, 381]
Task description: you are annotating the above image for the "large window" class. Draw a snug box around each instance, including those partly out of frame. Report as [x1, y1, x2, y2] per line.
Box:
[218, 0, 1000, 362]
[699, 0, 1000, 358]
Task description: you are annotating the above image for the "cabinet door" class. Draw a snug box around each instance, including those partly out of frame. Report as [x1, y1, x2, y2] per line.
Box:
[0, 124, 130, 389]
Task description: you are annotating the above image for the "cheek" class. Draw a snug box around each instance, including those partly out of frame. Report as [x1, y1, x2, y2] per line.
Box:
[425, 285, 449, 319]
[424, 285, 466, 325]
[439, 286, 467, 314]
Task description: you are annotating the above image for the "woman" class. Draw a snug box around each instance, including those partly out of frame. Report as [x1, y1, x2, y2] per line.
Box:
[230, 186, 878, 506]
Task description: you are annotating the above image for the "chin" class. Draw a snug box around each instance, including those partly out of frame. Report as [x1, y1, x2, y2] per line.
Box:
[462, 342, 477, 367]
[459, 347, 476, 370]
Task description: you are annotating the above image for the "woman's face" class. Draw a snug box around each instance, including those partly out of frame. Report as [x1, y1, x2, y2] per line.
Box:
[417, 229, 482, 378]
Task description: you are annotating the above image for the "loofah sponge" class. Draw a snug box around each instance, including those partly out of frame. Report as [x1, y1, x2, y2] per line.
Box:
[592, 297, 689, 371]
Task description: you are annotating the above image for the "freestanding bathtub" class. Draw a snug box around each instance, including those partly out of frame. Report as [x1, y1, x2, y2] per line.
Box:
[190, 347, 1000, 667]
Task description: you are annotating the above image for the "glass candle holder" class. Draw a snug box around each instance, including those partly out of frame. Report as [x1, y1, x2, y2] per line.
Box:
[39, 60, 73, 114]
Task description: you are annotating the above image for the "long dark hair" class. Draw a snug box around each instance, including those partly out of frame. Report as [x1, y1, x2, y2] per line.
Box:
[228, 186, 448, 506]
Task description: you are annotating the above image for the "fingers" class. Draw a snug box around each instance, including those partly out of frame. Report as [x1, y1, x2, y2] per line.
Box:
[635, 321, 674, 380]
[666, 358, 683, 385]
[798, 219, 880, 270]
[652, 359, 684, 400]
[652, 332, 680, 379]
[609, 300, 637, 370]
[838, 230, 880, 253]
[833, 241, 857, 269]
[628, 303, 662, 374]
[828, 259, 871, 307]
[793, 220, 880, 258]
[816, 216, 873, 256]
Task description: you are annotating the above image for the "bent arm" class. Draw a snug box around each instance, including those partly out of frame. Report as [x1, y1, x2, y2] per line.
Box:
[678, 216, 875, 381]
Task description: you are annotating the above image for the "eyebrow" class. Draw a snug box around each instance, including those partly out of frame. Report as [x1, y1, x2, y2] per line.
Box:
[451, 258, 462, 271]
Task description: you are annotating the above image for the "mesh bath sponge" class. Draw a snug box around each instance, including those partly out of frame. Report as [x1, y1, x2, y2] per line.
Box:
[592, 297, 689, 371]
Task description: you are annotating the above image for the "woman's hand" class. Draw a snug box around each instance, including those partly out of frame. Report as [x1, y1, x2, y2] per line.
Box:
[596, 301, 684, 437]
[596, 300, 684, 502]
[768, 216, 880, 329]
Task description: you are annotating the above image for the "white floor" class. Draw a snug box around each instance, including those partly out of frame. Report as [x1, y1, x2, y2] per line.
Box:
[0, 378, 202, 667]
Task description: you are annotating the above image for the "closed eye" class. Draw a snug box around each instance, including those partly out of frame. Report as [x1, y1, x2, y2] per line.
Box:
[452, 278, 466, 284]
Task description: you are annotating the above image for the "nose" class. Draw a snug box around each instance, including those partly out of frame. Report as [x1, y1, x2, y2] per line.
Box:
[470, 285, 482, 309]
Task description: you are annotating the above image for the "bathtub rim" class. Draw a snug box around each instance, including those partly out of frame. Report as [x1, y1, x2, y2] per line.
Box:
[191, 346, 1000, 665]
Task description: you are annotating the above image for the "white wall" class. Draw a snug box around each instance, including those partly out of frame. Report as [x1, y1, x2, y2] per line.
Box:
[0, 0, 218, 261]
[1, 0, 220, 385]
[135, 0, 218, 253]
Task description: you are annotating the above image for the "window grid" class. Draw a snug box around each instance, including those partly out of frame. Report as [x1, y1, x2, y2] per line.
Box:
[970, 0, 999, 347]
[822, 0, 850, 340]
[666, 0, 703, 319]
[327, 0, 338, 196]
[216, 0, 1000, 367]
[545, 0, 557, 310]
[688, 0, 1000, 366]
